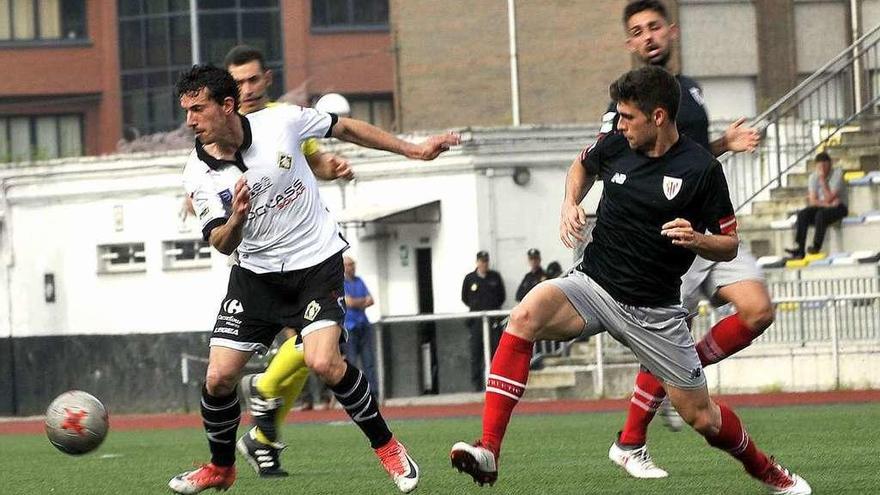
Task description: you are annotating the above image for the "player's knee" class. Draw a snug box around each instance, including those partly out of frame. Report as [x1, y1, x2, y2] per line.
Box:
[741, 303, 774, 335]
[687, 407, 720, 436]
[508, 305, 538, 338]
[306, 353, 345, 384]
[204, 369, 238, 397]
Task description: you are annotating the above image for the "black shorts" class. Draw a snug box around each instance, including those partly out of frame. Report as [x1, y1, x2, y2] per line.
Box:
[211, 252, 346, 354]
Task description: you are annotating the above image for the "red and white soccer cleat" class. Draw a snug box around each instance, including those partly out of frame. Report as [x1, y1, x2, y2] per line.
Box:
[450, 441, 498, 486]
[375, 437, 420, 493]
[760, 461, 812, 495]
[608, 441, 669, 479]
[168, 463, 236, 494]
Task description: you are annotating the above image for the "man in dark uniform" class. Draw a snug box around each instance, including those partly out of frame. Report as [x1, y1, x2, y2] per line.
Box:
[461, 251, 506, 391]
[450, 66, 810, 495]
[599, 1, 779, 480]
[515, 248, 546, 302]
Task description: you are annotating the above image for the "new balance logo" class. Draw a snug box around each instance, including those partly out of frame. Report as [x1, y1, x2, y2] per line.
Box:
[611, 172, 627, 185]
[690, 367, 703, 379]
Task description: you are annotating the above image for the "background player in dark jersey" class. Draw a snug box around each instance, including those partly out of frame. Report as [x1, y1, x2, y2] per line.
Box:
[604, 1, 778, 478]
[450, 66, 810, 495]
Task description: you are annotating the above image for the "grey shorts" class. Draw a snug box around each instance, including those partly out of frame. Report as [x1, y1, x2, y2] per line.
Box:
[547, 271, 706, 390]
[680, 245, 764, 314]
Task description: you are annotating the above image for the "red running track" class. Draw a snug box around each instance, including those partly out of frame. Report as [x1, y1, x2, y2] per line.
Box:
[3, 390, 878, 436]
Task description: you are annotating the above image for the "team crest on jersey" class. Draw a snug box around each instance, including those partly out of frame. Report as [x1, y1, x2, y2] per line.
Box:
[304, 300, 321, 321]
[611, 172, 627, 185]
[663, 176, 683, 200]
[689, 87, 705, 107]
[277, 152, 293, 170]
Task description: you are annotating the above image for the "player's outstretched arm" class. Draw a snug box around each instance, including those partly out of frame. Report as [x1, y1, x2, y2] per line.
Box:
[560, 157, 596, 249]
[209, 176, 250, 255]
[710, 117, 760, 157]
[330, 117, 460, 160]
[660, 218, 739, 261]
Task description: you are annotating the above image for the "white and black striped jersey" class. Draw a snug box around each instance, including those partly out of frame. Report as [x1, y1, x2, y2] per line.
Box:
[182, 105, 347, 274]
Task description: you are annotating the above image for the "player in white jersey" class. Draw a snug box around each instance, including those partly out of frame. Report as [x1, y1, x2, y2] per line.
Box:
[168, 65, 459, 494]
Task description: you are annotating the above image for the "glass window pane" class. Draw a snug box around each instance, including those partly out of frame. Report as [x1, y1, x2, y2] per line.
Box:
[146, 17, 170, 67]
[38, 0, 61, 38]
[61, 0, 87, 39]
[353, 0, 387, 25]
[35, 116, 59, 159]
[0, 119, 8, 161]
[169, 14, 191, 65]
[58, 115, 82, 157]
[199, 13, 237, 65]
[144, 0, 168, 15]
[168, 0, 188, 12]
[120, 20, 144, 69]
[311, 0, 326, 26]
[241, 0, 276, 7]
[198, 0, 234, 9]
[265, 62, 283, 100]
[150, 89, 173, 132]
[124, 90, 149, 135]
[118, 0, 142, 16]
[12, 0, 35, 39]
[373, 97, 394, 130]
[241, 12, 280, 61]
[326, 0, 348, 25]
[0, 0, 10, 40]
[9, 117, 31, 162]
[349, 100, 371, 123]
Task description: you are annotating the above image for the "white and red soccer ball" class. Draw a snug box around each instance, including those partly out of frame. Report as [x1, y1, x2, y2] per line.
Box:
[45, 390, 109, 455]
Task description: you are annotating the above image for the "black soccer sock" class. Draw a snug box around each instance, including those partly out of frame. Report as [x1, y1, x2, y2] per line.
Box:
[200, 385, 240, 467]
[331, 361, 392, 449]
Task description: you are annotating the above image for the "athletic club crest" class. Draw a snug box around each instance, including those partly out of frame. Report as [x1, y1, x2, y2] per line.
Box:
[662, 176, 682, 200]
[277, 152, 292, 169]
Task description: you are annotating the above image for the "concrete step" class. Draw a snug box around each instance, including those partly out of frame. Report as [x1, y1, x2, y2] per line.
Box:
[770, 186, 808, 200]
[786, 172, 810, 188]
[752, 198, 805, 215]
[522, 363, 641, 400]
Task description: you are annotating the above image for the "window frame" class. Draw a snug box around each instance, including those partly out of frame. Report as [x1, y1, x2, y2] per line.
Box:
[161, 238, 213, 270]
[0, 0, 89, 45]
[96, 242, 148, 274]
[310, 0, 389, 33]
[0, 113, 84, 164]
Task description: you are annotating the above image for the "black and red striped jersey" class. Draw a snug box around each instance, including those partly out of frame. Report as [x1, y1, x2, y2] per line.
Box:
[577, 132, 735, 307]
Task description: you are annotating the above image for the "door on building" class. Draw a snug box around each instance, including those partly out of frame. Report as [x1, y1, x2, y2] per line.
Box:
[415, 248, 438, 394]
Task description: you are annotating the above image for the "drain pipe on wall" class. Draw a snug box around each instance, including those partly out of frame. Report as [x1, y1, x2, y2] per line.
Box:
[507, 0, 521, 126]
[850, 0, 863, 110]
[1, 177, 17, 415]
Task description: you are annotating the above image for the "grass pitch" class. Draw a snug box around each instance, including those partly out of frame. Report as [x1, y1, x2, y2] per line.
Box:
[1, 403, 877, 494]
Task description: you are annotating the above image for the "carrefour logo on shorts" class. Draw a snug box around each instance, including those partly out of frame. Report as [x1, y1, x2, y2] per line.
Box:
[223, 299, 244, 315]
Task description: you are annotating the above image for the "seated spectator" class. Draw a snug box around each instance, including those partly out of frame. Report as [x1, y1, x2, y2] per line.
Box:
[785, 152, 849, 259]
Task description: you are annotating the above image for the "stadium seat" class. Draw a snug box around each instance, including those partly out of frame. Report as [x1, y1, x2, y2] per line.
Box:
[757, 255, 786, 269]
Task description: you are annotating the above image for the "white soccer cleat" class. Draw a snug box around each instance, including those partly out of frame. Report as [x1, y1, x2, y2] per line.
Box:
[376, 437, 420, 493]
[658, 398, 684, 432]
[450, 441, 498, 486]
[608, 442, 669, 479]
[168, 463, 236, 494]
[761, 461, 812, 495]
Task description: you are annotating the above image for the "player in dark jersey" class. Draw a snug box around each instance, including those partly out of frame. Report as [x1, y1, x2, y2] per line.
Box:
[603, 1, 779, 479]
[449, 66, 810, 495]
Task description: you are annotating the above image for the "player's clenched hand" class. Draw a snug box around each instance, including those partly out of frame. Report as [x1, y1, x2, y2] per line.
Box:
[661, 218, 699, 248]
[230, 176, 251, 223]
[328, 154, 354, 180]
[724, 117, 760, 153]
[409, 132, 461, 160]
[560, 203, 587, 249]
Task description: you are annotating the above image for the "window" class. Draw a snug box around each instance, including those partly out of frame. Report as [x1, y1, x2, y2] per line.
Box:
[0, 114, 83, 163]
[0, 0, 87, 42]
[347, 94, 395, 131]
[162, 239, 212, 270]
[119, 0, 283, 136]
[97, 243, 147, 274]
[311, 0, 388, 30]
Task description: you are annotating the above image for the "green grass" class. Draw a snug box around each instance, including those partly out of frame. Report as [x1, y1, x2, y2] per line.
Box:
[1, 403, 878, 494]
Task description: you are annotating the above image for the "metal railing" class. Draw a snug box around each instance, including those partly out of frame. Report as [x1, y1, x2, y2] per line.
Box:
[724, 23, 880, 214]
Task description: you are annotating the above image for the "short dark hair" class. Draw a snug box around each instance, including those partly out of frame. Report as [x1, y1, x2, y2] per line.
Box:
[610, 66, 680, 121]
[815, 151, 832, 163]
[224, 45, 266, 70]
[175, 65, 239, 110]
[623, 0, 670, 25]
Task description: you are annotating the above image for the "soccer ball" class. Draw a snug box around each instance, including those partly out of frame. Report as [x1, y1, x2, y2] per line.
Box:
[45, 390, 109, 455]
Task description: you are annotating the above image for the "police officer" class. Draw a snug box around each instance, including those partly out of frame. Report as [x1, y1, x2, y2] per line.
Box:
[461, 251, 505, 391]
[515, 248, 546, 302]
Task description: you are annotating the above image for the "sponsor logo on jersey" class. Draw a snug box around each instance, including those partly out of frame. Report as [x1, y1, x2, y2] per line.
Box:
[218, 188, 233, 206]
[278, 152, 293, 169]
[222, 298, 244, 314]
[214, 327, 239, 336]
[611, 172, 627, 184]
[304, 300, 321, 321]
[662, 176, 683, 200]
[249, 176, 273, 199]
[248, 179, 307, 220]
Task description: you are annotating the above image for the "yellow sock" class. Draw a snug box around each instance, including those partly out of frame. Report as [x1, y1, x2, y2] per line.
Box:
[254, 338, 309, 444]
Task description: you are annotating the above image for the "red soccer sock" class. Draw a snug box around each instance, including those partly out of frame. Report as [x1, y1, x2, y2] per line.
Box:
[705, 402, 772, 479]
[618, 369, 666, 446]
[481, 331, 533, 456]
[696, 314, 757, 366]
